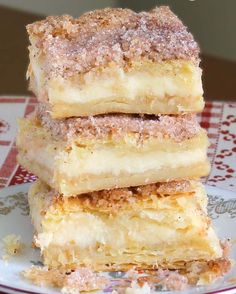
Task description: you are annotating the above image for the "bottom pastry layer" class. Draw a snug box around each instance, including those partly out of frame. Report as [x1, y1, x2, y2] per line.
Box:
[28, 180, 223, 271]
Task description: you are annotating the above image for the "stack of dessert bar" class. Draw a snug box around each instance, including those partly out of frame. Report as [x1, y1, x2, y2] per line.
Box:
[17, 7, 224, 272]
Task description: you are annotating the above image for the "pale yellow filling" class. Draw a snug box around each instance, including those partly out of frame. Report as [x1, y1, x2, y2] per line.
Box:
[60, 147, 207, 177]
[29, 47, 203, 113]
[46, 64, 203, 105]
[24, 143, 207, 178]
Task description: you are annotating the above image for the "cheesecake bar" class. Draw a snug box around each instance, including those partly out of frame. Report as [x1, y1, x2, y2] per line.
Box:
[17, 106, 210, 196]
[29, 180, 223, 271]
[27, 6, 203, 118]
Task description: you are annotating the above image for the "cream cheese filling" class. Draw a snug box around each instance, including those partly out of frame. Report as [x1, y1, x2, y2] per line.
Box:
[60, 147, 207, 177]
[48, 68, 203, 104]
[25, 146, 207, 178]
[37, 209, 195, 248]
[36, 209, 220, 257]
[31, 57, 203, 105]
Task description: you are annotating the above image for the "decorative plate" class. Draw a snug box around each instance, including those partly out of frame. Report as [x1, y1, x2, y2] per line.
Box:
[0, 184, 236, 294]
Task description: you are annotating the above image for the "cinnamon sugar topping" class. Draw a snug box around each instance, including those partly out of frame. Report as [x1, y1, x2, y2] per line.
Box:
[27, 6, 199, 77]
[36, 104, 201, 143]
[52, 181, 193, 212]
[81, 181, 192, 211]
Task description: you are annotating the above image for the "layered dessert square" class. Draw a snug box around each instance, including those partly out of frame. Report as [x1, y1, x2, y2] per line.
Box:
[29, 180, 223, 271]
[14, 4, 233, 291]
[27, 7, 203, 118]
[17, 105, 210, 196]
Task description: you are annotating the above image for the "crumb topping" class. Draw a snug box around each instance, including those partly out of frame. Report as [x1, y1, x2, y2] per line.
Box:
[27, 6, 199, 78]
[50, 180, 193, 213]
[36, 104, 201, 143]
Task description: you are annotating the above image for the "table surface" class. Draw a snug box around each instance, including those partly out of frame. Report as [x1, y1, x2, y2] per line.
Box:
[0, 96, 236, 193]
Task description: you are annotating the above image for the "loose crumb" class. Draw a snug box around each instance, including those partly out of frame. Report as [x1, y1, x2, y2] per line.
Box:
[158, 270, 188, 291]
[62, 268, 109, 293]
[125, 281, 151, 294]
[126, 269, 139, 279]
[1, 234, 23, 261]
[220, 239, 232, 258]
[22, 266, 109, 293]
[196, 258, 232, 286]
[22, 266, 64, 288]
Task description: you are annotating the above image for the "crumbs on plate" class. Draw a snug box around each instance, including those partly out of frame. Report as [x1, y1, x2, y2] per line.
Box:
[1, 234, 24, 261]
[22, 266, 109, 293]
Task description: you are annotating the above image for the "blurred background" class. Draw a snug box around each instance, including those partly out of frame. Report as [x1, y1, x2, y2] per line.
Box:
[0, 0, 235, 101]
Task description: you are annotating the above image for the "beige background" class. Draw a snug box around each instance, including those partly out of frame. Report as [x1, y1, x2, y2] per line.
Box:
[0, 0, 117, 16]
[120, 0, 236, 62]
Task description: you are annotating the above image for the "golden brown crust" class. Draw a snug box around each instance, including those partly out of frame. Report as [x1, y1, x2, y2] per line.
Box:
[39, 243, 231, 274]
[27, 6, 199, 78]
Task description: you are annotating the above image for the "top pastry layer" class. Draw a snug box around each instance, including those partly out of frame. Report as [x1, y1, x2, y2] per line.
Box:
[27, 6, 199, 78]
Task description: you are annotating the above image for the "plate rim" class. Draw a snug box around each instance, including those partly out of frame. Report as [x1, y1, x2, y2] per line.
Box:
[1, 282, 236, 294]
[0, 283, 43, 294]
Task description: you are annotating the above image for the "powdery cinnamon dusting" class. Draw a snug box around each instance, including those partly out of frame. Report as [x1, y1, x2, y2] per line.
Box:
[36, 104, 201, 143]
[27, 6, 199, 78]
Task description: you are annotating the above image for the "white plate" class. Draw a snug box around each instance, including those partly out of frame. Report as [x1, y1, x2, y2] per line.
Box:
[0, 183, 236, 294]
